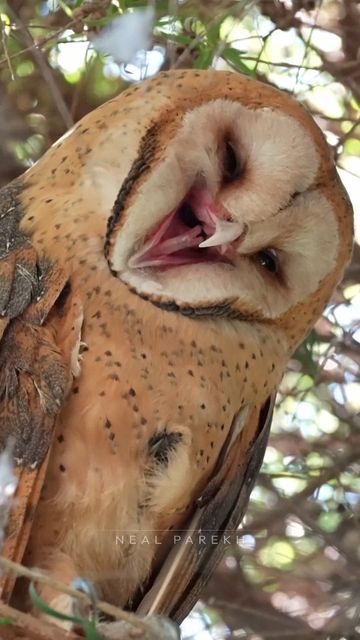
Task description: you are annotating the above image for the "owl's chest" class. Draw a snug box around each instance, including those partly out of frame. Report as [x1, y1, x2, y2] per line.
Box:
[51, 264, 267, 489]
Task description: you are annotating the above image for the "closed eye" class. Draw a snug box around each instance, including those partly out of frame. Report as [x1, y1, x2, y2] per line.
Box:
[222, 139, 244, 184]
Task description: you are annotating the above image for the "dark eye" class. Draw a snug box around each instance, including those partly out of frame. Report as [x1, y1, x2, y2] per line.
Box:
[256, 249, 279, 275]
[223, 140, 242, 183]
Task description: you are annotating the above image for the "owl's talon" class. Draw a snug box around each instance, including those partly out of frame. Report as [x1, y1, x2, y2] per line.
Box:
[43, 580, 97, 633]
[69, 576, 98, 629]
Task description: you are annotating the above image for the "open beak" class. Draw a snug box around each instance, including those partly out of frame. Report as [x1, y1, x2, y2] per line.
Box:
[129, 190, 245, 269]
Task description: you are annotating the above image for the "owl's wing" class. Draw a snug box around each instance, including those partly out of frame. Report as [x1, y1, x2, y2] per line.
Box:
[0, 180, 83, 602]
[137, 395, 274, 623]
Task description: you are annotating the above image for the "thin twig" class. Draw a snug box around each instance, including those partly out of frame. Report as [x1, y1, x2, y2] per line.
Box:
[337, 163, 360, 178]
[311, 112, 359, 123]
[293, 0, 323, 93]
[0, 556, 148, 631]
[7, 7, 73, 131]
[0, 15, 14, 79]
[69, 41, 93, 119]
[166, 0, 178, 69]
[171, 2, 253, 70]
[236, 56, 322, 71]
[252, 27, 277, 75]
[243, 447, 360, 536]
[335, 117, 360, 153]
[0, 18, 80, 68]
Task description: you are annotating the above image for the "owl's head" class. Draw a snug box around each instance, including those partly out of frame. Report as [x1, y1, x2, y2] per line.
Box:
[101, 70, 352, 349]
[27, 70, 352, 353]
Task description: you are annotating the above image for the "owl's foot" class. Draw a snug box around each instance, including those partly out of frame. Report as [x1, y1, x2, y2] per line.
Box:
[35, 578, 98, 632]
[42, 592, 76, 631]
[28, 553, 96, 631]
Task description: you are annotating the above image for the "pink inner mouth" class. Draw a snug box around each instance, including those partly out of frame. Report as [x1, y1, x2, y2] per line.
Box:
[129, 191, 245, 269]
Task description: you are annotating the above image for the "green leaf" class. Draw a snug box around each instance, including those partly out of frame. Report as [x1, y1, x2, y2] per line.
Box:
[83, 14, 119, 28]
[157, 32, 192, 46]
[0, 616, 15, 625]
[194, 48, 214, 69]
[207, 20, 223, 46]
[221, 47, 254, 76]
[57, 0, 74, 17]
[317, 511, 342, 533]
[29, 583, 101, 640]
[293, 330, 318, 377]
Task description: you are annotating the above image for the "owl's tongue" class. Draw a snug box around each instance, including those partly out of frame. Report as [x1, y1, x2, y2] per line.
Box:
[129, 192, 244, 269]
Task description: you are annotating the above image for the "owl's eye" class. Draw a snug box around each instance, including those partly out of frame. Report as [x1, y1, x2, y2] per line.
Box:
[223, 140, 242, 183]
[256, 249, 279, 275]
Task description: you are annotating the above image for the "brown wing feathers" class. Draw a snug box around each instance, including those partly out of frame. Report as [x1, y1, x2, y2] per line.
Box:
[137, 396, 274, 622]
[0, 179, 82, 601]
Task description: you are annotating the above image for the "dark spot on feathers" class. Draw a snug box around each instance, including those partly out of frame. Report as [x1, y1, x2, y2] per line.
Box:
[148, 431, 183, 467]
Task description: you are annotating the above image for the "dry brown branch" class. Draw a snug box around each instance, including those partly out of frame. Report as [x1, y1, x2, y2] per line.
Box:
[242, 446, 360, 536]
[0, 18, 80, 68]
[0, 600, 78, 640]
[6, 7, 73, 130]
[0, 556, 148, 631]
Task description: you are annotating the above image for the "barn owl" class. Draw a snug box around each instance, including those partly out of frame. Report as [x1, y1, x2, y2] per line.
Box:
[0, 70, 352, 626]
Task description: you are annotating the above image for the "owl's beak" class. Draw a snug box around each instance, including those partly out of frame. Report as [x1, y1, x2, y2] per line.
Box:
[187, 191, 244, 253]
[128, 190, 245, 269]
